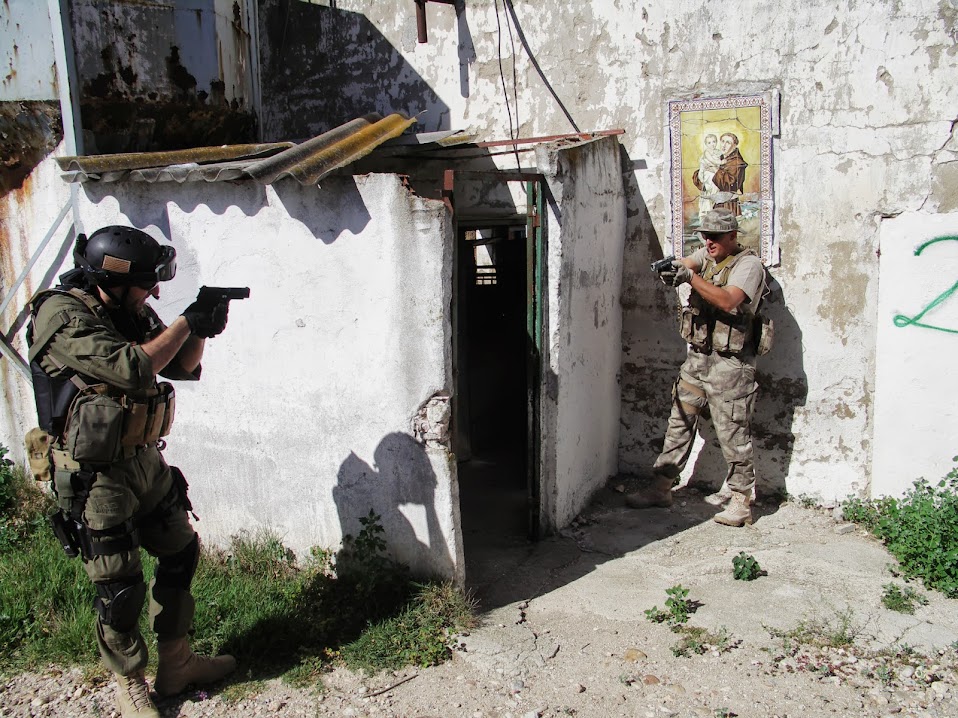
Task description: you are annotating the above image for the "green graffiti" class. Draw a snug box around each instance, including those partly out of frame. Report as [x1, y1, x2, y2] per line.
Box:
[893, 235, 958, 334]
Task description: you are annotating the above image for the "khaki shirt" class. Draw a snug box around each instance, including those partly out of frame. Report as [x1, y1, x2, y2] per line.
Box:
[689, 247, 766, 315]
[32, 291, 199, 398]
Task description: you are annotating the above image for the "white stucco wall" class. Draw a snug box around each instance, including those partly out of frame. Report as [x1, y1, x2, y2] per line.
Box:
[0, 1, 58, 101]
[873, 212, 958, 497]
[60, 173, 462, 580]
[0, 150, 74, 458]
[287, 0, 958, 502]
[537, 137, 626, 528]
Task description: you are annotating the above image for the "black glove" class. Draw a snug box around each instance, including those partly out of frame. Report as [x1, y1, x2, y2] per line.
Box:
[182, 298, 229, 338]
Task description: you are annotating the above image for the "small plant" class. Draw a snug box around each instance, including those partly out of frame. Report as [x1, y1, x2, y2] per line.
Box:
[872, 664, 893, 684]
[670, 625, 735, 658]
[645, 584, 695, 628]
[842, 459, 958, 598]
[767, 608, 861, 654]
[732, 552, 764, 581]
[881, 583, 928, 614]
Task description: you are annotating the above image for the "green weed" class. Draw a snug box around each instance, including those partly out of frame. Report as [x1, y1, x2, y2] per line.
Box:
[880, 583, 928, 614]
[645, 584, 695, 628]
[339, 581, 475, 673]
[732, 552, 764, 581]
[843, 460, 958, 597]
[670, 625, 735, 658]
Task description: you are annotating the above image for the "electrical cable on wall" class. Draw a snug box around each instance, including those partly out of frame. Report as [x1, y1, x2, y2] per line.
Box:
[494, 0, 522, 170]
[503, 0, 580, 134]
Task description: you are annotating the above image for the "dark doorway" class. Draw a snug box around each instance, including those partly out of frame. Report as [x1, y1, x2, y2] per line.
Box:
[455, 224, 531, 589]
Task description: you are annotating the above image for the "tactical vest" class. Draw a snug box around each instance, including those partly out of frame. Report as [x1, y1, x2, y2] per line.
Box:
[27, 287, 175, 464]
[679, 248, 772, 356]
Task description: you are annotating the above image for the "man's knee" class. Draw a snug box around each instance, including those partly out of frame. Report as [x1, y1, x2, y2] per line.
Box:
[154, 534, 199, 591]
[94, 573, 147, 632]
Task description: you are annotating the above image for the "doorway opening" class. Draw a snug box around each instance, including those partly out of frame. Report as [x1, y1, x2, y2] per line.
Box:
[455, 222, 533, 583]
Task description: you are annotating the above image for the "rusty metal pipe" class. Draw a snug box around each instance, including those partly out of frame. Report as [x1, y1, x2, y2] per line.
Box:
[416, 0, 427, 43]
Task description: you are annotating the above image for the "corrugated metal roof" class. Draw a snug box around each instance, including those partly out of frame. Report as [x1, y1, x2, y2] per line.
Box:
[56, 113, 425, 186]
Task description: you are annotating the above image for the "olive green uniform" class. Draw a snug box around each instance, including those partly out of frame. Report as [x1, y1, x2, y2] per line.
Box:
[653, 248, 767, 496]
[31, 290, 200, 676]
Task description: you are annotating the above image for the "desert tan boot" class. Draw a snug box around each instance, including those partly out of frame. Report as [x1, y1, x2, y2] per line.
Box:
[154, 637, 237, 698]
[713, 491, 753, 527]
[624, 474, 674, 509]
[115, 671, 160, 718]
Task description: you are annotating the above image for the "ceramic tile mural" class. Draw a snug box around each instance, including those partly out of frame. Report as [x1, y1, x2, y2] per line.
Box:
[668, 94, 775, 265]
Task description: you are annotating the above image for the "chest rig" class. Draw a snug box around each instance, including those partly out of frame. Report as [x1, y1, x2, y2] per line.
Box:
[680, 248, 769, 356]
[27, 287, 175, 464]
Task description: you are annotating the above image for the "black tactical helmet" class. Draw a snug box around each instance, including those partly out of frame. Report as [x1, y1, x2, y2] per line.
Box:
[74, 226, 176, 288]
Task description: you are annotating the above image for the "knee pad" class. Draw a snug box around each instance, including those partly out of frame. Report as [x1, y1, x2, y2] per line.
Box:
[93, 573, 146, 632]
[154, 534, 199, 591]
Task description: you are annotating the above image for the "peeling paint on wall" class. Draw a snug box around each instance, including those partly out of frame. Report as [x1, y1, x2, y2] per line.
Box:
[72, 0, 257, 152]
[0, 101, 62, 195]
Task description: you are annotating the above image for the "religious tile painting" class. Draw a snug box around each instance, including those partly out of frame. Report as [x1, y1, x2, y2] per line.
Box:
[668, 94, 776, 265]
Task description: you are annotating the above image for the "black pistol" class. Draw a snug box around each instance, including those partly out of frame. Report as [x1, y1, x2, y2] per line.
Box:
[197, 286, 251, 305]
[650, 256, 676, 274]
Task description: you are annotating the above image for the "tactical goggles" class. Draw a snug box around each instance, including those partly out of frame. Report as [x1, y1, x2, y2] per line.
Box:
[125, 246, 177, 289]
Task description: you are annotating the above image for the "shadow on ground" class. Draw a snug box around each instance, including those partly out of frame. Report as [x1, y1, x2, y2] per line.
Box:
[464, 478, 783, 611]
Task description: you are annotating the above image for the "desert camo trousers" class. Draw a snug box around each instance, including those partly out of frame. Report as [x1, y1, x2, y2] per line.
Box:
[653, 349, 759, 495]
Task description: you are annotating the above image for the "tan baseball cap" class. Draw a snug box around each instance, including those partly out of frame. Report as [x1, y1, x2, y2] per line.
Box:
[698, 208, 738, 234]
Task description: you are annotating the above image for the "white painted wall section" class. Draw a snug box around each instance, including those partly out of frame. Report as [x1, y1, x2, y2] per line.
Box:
[538, 137, 626, 528]
[873, 212, 958, 497]
[73, 173, 462, 581]
[0, 1, 57, 101]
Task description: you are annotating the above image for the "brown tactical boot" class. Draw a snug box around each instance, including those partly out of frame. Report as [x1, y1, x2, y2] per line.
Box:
[625, 474, 674, 509]
[115, 671, 160, 718]
[154, 637, 237, 698]
[704, 484, 732, 506]
[713, 491, 753, 527]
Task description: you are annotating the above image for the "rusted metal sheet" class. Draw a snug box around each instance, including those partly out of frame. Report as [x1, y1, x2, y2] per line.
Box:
[244, 113, 416, 185]
[55, 143, 292, 174]
[56, 113, 421, 187]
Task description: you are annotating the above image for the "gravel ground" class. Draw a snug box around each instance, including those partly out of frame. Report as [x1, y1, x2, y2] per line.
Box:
[3, 492, 957, 718]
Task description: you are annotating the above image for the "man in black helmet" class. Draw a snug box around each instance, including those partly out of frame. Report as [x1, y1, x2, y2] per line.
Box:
[25, 226, 235, 718]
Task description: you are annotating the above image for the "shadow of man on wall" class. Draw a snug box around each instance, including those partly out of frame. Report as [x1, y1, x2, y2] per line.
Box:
[333, 432, 454, 580]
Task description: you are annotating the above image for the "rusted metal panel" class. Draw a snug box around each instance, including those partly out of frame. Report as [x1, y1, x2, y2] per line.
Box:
[0, 101, 63, 195]
[71, 0, 257, 153]
[56, 143, 293, 173]
[244, 113, 416, 185]
[55, 112, 421, 186]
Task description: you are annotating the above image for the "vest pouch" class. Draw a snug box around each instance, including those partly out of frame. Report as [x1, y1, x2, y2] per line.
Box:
[679, 307, 694, 344]
[753, 315, 774, 356]
[24, 427, 52, 482]
[122, 400, 149, 446]
[159, 385, 175, 437]
[680, 307, 712, 350]
[64, 393, 124, 464]
[711, 317, 748, 354]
